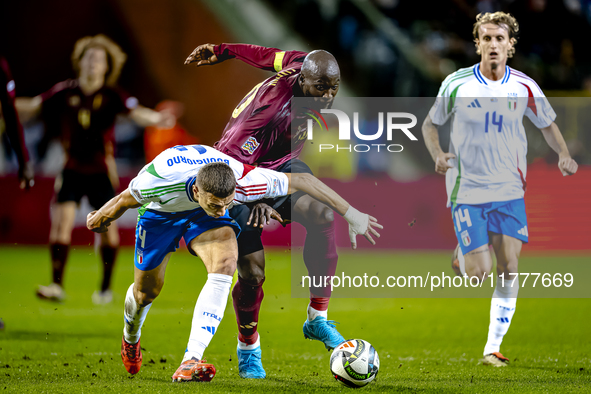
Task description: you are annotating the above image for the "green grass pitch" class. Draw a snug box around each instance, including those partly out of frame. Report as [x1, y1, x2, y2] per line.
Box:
[1, 246, 590, 393]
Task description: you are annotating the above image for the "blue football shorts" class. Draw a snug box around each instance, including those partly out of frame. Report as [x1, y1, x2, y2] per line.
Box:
[452, 198, 528, 255]
[134, 208, 241, 271]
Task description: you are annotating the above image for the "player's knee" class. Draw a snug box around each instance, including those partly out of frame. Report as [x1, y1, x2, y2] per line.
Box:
[465, 266, 489, 282]
[215, 255, 237, 276]
[237, 248, 265, 283]
[134, 286, 160, 306]
[238, 259, 265, 284]
[240, 270, 265, 284]
[56, 233, 72, 245]
[497, 257, 519, 277]
[101, 233, 120, 248]
[306, 204, 334, 227]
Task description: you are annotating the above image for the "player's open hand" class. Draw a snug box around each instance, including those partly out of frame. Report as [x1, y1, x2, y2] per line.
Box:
[558, 155, 578, 176]
[87, 210, 110, 233]
[247, 203, 284, 228]
[358, 215, 382, 249]
[184, 44, 220, 66]
[435, 152, 456, 175]
[344, 207, 383, 249]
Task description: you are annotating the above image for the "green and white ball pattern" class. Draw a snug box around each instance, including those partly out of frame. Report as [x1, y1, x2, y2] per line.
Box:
[330, 339, 379, 388]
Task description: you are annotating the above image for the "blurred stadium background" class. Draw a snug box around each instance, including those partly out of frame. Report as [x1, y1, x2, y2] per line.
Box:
[1, 0, 590, 251]
[1, 2, 590, 392]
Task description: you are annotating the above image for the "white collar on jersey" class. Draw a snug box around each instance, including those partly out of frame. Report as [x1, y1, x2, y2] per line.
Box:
[473, 64, 511, 86]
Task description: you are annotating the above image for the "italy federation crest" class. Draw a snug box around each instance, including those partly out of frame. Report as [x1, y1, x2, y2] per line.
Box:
[461, 230, 471, 247]
[508, 96, 517, 111]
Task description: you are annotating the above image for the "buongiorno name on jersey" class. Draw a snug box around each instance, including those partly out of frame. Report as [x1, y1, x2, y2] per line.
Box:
[128, 145, 289, 213]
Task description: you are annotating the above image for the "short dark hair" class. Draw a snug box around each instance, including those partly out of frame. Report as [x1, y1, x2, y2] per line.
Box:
[196, 162, 236, 198]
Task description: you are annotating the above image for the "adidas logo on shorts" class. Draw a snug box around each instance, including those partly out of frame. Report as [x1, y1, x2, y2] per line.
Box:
[517, 226, 528, 237]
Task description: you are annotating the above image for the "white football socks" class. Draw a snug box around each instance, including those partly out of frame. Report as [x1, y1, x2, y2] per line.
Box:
[123, 283, 152, 344]
[483, 277, 519, 355]
[457, 248, 467, 277]
[307, 304, 328, 322]
[238, 334, 261, 351]
[183, 273, 233, 362]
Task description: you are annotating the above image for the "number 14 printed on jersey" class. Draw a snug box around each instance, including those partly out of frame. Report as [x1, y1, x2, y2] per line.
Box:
[485, 111, 503, 133]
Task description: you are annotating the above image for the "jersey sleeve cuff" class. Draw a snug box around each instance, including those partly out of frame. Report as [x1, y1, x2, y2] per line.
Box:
[128, 183, 143, 204]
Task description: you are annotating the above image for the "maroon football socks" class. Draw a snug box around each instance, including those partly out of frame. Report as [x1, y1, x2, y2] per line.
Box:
[232, 276, 265, 345]
[50, 242, 70, 285]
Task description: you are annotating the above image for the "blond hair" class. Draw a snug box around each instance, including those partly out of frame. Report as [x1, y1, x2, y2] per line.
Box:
[473, 12, 519, 58]
[71, 34, 127, 86]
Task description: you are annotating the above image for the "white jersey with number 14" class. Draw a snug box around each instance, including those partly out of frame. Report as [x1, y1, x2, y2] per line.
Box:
[429, 64, 556, 207]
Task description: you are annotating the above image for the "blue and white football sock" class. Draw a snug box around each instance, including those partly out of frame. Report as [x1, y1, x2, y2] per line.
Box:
[183, 273, 233, 362]
[483, 277, 519, 355]
[123, 283, 152, 344]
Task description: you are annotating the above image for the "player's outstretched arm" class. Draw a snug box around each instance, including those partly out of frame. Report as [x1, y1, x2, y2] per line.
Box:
[422, 114, 455, 175]
[285, 173, 383, 249]
[87, 189, 141, 233]
[185, 43, 306, 72]
[540, 122, 578, 176]
[129, 105, 175, 128]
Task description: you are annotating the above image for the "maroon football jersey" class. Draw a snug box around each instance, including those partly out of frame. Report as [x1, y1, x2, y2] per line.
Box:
[0, 56, 29, 167]
[213, 44, 310, 169]
[40, 80, 137, 174]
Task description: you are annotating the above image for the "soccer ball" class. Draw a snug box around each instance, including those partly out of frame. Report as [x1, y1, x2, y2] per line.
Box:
[330, 339, 379, 388]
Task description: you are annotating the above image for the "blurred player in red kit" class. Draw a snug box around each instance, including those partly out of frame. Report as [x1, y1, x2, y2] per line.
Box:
[0, 55, 34, 189]
[186, 43, 360, 378]
[16, 35, 173, 304]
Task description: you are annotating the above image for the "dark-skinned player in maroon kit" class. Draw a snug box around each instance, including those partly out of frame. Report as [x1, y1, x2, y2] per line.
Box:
[16, 35, 173, 304]
[186, 43, 357, 379]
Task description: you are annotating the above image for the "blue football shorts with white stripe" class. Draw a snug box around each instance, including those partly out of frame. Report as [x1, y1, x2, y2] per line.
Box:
[452, 198, 528, 255]
[134, 208, 241, 271]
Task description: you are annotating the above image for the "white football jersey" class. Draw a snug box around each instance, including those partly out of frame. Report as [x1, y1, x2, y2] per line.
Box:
[128, 145, 289, 212]
[429, 64, 556, 206]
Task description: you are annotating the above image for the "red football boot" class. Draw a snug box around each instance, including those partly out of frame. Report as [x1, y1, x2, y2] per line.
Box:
[121, 337, 142, 374]
[172, 358, 216, 382]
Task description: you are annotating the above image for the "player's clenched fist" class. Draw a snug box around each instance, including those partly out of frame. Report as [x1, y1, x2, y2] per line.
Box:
[184, 44, 220, 66]
[87, 210, 111, 233]
[558, 155, 578, 176]
[435, 152, 456, 175]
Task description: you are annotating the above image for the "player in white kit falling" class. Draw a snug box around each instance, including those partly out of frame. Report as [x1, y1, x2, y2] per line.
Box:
[86, 144, 381, 381]
[422, 12, 578, 366]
